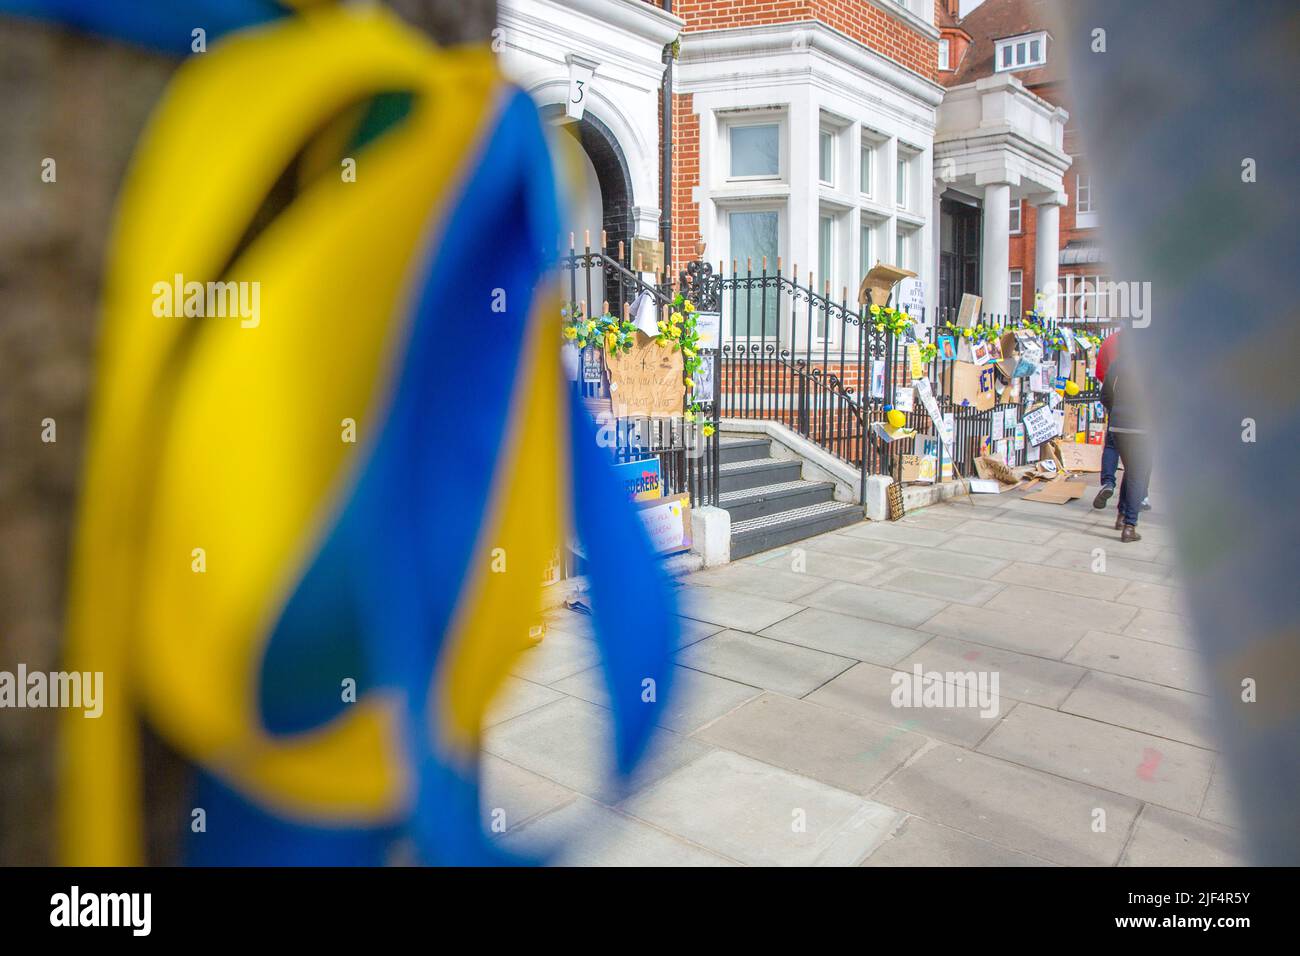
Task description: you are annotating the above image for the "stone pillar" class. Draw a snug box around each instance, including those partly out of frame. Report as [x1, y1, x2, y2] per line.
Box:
[1034, 197, 1063, 318]
[980, 181, 1011, 318]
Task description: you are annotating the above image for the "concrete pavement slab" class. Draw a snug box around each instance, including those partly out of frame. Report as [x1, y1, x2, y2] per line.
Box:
[676, 629, 854, 698]
[938, 534, 1056, 563]
[805, 661, 1009, 747]
[800, 580, 949, 628]
[1120, 805, 1246, 866]
[759, 606, 933, 666]
[861, 815, 1054, 867]
[918, 603, 1087, 659]
[485, 676, 566, 727]
[676, 583, 803, 632]
[1199, 765, 1244, 829]
[977, 704, 1214, 814]
[1116, 580, 1186, 613]
[549, 663, 760, 735]
[873, 743, 1141, 866]
[691, 562, 831, 603]
[480, 754, 577, 833]
[509, 627, 601, 684]
[624, 749, 902, 866]
[839, 522, 951, 548]
[1042, 529, 1169, 564]
[1041, 547, 1174, 585]
[1123, 608, 1195, 648]
[1062, 670, 1214, 748]
[695, 692, 927, 794]
[1065, 630, 1207, 693]
[992, 561, 1129, 601]
[483, 697, 712, 803]
[874, 567, 1005, 606]
[506, 798, 736, 866]
[801, 534, 904, 561]
[880, 545, 1010, 581]
[983, 584, 1138, 634]
[744, 546, 886, 585]
[897, 635, 1086, 708]
[949, 519, 1058, 545]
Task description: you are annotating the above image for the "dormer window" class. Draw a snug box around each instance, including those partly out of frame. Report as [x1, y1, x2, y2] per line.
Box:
[995, 32, 1047, 72]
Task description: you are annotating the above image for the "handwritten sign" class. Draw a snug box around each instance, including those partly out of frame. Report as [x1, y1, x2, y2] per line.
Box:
[637, 492, 691, 554]
[1022, 404, 1065, 446]
[605, 333, 684, 417]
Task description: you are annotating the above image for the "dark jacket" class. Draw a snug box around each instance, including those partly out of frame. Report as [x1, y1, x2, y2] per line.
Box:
[1100, 348, 1145, 433]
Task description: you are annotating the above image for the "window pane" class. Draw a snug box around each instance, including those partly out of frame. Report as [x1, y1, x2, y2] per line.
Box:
[860, 145, 872, 194]
[938, 39, 949, 70]
[1029, 38, 1041, 63]
[1001, 44, 1011, 67]
[819, 130, 833, 183]
[860, 224, 873, 281]
[818, 215, 834, 334]
[1009, 198, 1021, 232]
[896, 232, 906, 269]
[729, 210, 779, 337]
[730, 124, 779, 177]
[896, 156, 907, 206]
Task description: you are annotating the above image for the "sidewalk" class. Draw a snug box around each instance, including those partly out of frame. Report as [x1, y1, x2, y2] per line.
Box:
[480, 483, 1245, 866]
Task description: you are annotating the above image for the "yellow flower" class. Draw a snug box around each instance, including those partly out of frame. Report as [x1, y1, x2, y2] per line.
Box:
[671, 312, 683, 325]
[702, 424, 715, 437]
[562, 326, 577, 339]
[684, 410, 696, 423]
[684, 378, 694, 389]
[683, 347, 696, 358]
[586, 321, 596, 332]
[683, 299, 695, 312]
[605, 331, 616, 351]
[870, 305, 881, 316]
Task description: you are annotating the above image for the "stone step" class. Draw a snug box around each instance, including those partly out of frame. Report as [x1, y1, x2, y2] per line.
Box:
[717, 436, 772, 465]
[717, 457, 803, 494]
[730, 500, 863, 560]
[719, 479, 836, 523]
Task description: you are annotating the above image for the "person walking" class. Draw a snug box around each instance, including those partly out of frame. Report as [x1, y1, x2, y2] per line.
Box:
[1098, 344, 1152, 542]
[1092, 330, 1122, 509]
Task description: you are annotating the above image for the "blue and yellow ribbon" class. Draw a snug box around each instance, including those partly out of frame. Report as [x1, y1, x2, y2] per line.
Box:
[20, 1, 680, 865]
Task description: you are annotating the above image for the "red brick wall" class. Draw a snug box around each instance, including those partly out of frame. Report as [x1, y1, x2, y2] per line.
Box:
[670, 93, 701, 266]
[673, 0, 937, 80]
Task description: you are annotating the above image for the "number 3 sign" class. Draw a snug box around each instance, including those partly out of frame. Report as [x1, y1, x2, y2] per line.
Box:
[565, 54, 599, 120]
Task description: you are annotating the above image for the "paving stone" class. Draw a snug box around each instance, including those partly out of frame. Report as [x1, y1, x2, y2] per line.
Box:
[743, 545, 885, 584]
[483, 696, 712, 803]
[1041, 547, 1174, 585]
[800, 580, 949, 628]
[839, 522, 951, 548]
[992, 561, 1129, 601]
[692, 562, 831, 602]
[873, 743, 1141, 866]
[1042, 529, 1169, 564]
[676, 584, 803, 633]
[485, 676, 566, 727]
[675, 615, 726, 649]
[506, 798, 735, 866]
[949, 519, 1058, 545]
[1199, 765, 1244, 829]
[624, 750, 902, 866]
[875, 567, 1005, 606]
[550, 663, 760, 735]
[1116, 580, 1186, 613]
[1123, 607, 1195, 648]
[983, 584, 1138, 634]
[805, 662, 1009, 747]
[1065, 630, 1207, 693]
[978, 704, 1214, 814]
[760, 606, 932, 665]
[479, 754, 577, 833]
[918, 603, 1087, 659]
[938, 534, 1056, 563]
[509, 627, 601, 684]
[897, 635, 1086, 708]
[802, 534, 904, 561]
[1061, 670, 1214, 748]
[861, 815, 1054, 867]
[882, 545, 1010, 581]
[896, 511, 970, 531]
[695, 693, 927, 794]
[1120, 805, 1247, 866]
[677, 630, 854, 698]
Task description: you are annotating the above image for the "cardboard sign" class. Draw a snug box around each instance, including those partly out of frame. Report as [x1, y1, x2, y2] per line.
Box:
[1022, 403, 1064, 445]
[950, 360, 996, 412]
[1053, 440, 1104, 473]
[612, 457, 663, 502]
[956, 293, 982, 328]
[605, 333, 684, 417]
[893, 386, 915, 413]
[637, 492, 691, 554]
[858, 262, 917, 307]
[907, 342, 924, 380]
[581, 346, 603, 383]
[897, 277, 926, 318]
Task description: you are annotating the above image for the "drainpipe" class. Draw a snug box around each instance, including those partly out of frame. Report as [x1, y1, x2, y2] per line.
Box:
[661, 1, 673, 274]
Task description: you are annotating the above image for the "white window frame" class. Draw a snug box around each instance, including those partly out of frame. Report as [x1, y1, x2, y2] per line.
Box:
[938, 38, 951, 71]
[895, 152, 909, 210]
[818, 127, 835, 186]
[895, 228, 913, 271]
[1076, 173, 1098, 228]
[1008, 268, 1023, 319]
[725, 120, 783, 182]
[995, 31, 1048, 72]
[721, 203, 785, 338]
[859, 141, 874, 197]
[1009, 197, 1022, 234]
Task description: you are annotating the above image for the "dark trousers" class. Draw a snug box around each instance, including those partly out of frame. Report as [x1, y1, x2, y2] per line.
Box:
[1110, 430, 1152, 527]
[1100, 427, 1119, 488]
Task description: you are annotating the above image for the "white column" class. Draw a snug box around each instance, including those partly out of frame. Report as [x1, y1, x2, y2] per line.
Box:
[981, 182, 1011, 318]
[1033, 198, 1062, 318]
